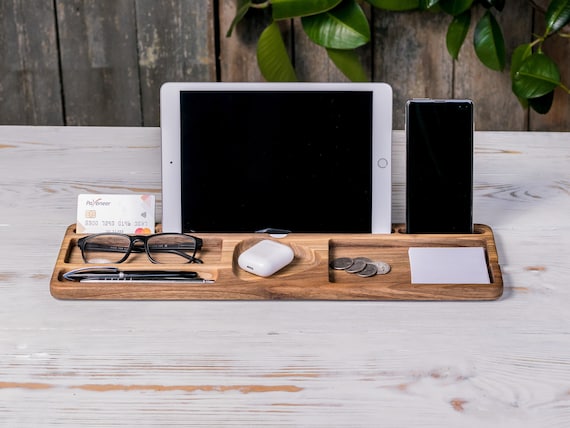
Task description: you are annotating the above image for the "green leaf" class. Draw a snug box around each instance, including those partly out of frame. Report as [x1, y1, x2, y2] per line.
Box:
[545, 0, 570, 34]
[272, 0, 342, 20]
[420, 0, 440, 10]
[326, 48, 369, 81]
[473, 11, 506, 71]
[512, 53, 561, 99]
[439, 0, 473, 16]
[528, 90, 555, 114]
[302, 0, 370, 49]
[510, 43, 532, 81]
[516, 96, 529, 110]
[256, 22, 298, 82]
[226, 0, 253, 37]
[510, 43, 533, 108]
[446, 10, 471, 60]
[365, 0, 420, 11]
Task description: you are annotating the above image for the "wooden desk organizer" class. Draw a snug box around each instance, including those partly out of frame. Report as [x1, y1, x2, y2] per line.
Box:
[50, 224, 503, 300]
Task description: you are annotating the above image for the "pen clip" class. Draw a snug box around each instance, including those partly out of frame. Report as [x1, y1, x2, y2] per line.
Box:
[63, 266, 119, 280]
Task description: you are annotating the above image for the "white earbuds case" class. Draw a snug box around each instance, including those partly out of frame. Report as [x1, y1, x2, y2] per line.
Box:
[238, 239, 295, 277]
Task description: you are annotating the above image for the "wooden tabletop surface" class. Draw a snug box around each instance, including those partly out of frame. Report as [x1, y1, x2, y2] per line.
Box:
[1, 126, 569, 427]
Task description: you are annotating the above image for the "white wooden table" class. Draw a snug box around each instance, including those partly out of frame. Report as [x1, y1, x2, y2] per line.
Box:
[1, 126, 570, 427]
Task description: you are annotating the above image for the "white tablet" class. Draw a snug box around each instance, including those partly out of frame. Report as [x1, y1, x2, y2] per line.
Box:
[160, 82, 392, 234]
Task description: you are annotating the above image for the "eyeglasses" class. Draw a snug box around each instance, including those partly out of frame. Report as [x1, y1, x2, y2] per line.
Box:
[77, 233, 203, 264]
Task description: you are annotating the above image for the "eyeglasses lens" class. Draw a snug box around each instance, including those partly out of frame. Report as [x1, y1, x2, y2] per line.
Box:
[82, 234, 132, 263]
[146, 234, 199, 264]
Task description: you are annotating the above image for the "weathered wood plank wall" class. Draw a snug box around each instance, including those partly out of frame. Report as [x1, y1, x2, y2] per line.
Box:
[0, 0, 568, 130]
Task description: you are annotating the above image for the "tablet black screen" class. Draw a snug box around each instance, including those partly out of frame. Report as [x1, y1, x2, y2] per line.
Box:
[180, 90, 373, 233]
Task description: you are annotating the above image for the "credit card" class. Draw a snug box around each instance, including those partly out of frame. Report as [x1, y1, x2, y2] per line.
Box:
[76, 194, 155, 234]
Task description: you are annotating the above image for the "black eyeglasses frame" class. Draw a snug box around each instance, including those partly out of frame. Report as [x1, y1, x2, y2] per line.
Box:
[77, 232, 203, 264]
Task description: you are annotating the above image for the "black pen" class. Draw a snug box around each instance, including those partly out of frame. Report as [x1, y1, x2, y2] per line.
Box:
[63, 267, 214, 283]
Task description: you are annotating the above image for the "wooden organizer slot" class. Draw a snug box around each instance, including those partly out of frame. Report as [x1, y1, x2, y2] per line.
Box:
[50, 224, 503, 301]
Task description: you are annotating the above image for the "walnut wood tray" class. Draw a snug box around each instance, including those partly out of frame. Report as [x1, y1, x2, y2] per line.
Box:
[50, 224, 503, 300]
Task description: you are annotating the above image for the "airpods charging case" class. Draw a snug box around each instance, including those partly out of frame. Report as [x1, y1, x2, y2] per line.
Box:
[237, 239, 295, 277]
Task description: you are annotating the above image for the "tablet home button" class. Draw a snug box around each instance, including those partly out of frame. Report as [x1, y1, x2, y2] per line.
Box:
[377, 158, 388, 168]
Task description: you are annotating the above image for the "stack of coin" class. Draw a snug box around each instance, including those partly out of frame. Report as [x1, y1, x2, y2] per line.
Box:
[330, 256, 391, 277]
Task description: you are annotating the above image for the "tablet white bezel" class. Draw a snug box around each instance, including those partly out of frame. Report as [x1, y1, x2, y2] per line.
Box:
[160, 81, 392, 234]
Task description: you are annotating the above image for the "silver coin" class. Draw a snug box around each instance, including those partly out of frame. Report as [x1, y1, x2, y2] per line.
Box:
[330, 257, 353, 270]
[346, 259, 367, 274]
[370, 261, 391, 275]
[353, 256, 372, 263]
[357, 263, 378, 277]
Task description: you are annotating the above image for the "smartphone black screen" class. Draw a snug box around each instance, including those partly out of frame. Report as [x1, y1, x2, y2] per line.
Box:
[406, 99, 473, 234]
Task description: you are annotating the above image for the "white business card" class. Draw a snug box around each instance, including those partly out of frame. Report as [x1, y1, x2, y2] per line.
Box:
[76, 194, 155, 234]
[408, 247, 490, 284]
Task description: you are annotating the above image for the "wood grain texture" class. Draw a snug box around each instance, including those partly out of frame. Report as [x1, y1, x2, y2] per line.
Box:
[0, 1, 568, 130]
[135, 0, 215, 126]
[293, 17, 357, 82]
[372, 9, 453, 130]
[218, 0, 269, 82]
[1, 126, 570, 426]
[0, 0, 63, 125]
[50, 224, 502, 301]
[453, 3, 533, 131]
[55, 0, 141, 125]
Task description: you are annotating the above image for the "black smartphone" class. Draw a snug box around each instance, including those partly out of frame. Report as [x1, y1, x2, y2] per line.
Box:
[405, 99, 474, 234]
